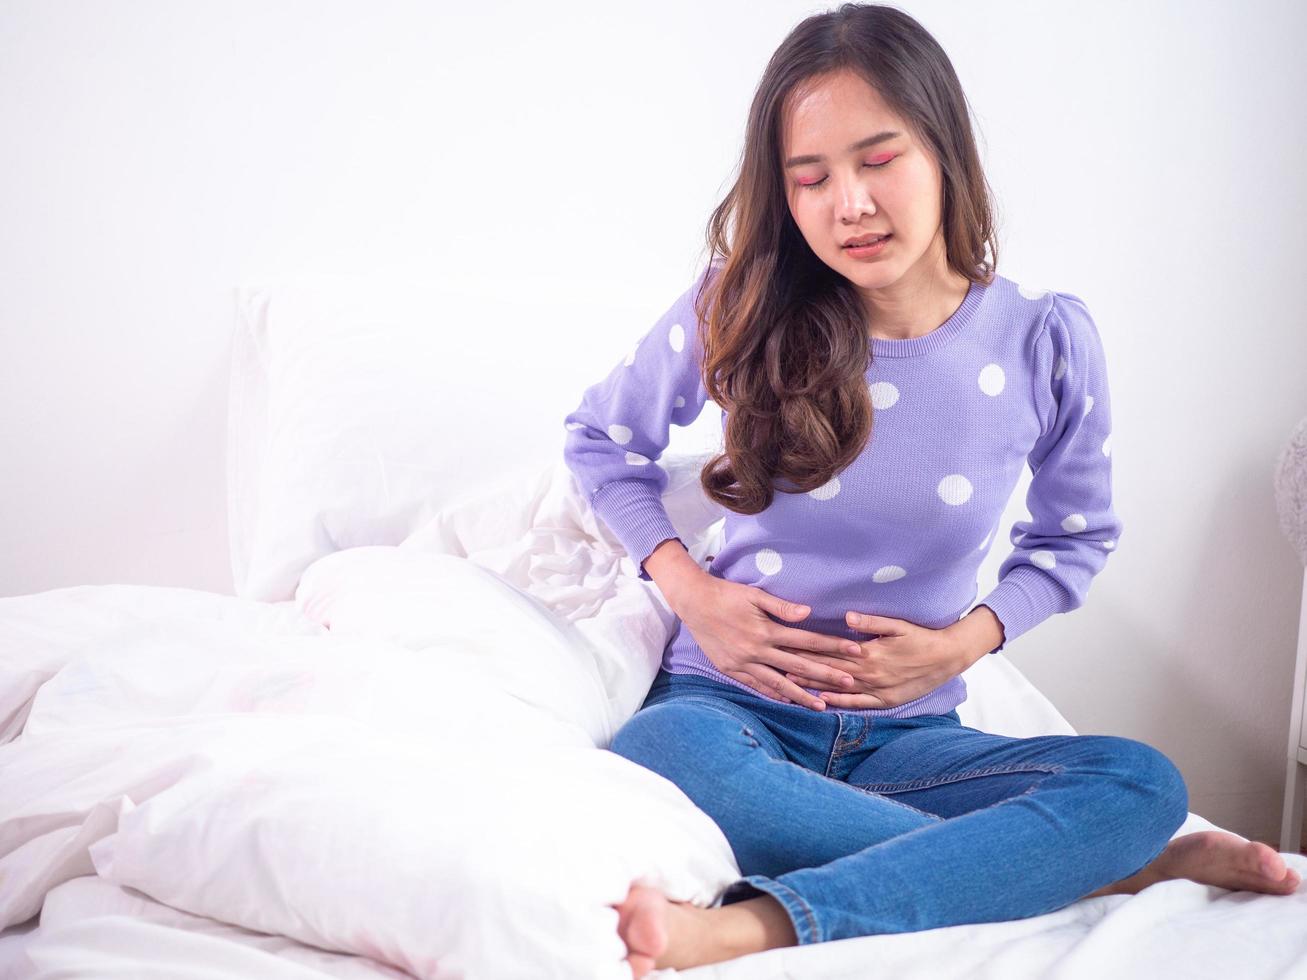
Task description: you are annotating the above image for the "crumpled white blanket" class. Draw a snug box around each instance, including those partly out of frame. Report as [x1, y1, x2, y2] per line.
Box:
[0, 457, 745, 979]
[3, 453, 1306, 980]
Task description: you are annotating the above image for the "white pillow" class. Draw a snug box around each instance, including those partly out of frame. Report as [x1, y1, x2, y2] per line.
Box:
[295, 546, 619, 747]
[228, 273, 725, 602]
[86, 723, 738, 980]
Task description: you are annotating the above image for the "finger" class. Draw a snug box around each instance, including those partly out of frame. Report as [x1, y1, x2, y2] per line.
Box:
[773, 628, 863, 660]
[752, 590, 811, 623]
[845, 612, 905, 635]
[724, 665, 791, 703]
[784, 671, 852, 695]
[815, 689, 890, 709]
[780, 665, 853, 692]
[736, 665, 828, 712]
[789, 653, 862, 674]
[727, 670, 780, 703]
[798, 656, 892, 693]
[769, 650, 857, 689]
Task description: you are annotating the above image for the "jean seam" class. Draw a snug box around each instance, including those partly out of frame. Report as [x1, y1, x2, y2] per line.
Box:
[831, 736, 873, 783]
[850, 785, 945, 820]
[827, 718, 874, 778]
[855, 762, 1067, 793]
[823, 712, 847, 780]
[842, 725, 871, 755]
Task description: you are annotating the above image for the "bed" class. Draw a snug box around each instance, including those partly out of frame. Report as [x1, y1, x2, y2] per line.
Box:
[3, 275, 1305, 979]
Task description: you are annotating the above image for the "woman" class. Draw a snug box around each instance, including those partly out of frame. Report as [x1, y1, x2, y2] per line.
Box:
[561, 4, 1300, 975]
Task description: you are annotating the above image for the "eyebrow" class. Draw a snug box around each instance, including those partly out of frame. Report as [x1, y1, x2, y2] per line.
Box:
[783, 131, 902, 169]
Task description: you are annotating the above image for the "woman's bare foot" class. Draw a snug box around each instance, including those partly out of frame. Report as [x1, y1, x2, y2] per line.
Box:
[613, 882, 798, 978]
[1085, 831, 1303, 899]
[612, 883, 672, 978]
[613, 834, 1302, 975]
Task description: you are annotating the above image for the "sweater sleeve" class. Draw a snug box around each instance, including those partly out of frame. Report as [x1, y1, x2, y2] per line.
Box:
[974, 290, 1123, 653]
[562, 265, 716, 580]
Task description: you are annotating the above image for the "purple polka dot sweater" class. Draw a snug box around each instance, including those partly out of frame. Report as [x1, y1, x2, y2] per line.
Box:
[562, 263, 1122, 717]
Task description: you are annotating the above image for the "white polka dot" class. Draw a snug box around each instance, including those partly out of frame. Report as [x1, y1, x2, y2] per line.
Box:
[1018, 283, 1049, 300]
[755, 548, 783, 575]
[674, 395, 686, 408]
[625, 451, 650, 466]
[978, 363, 1005, 396]
[870, 381, 900, 409]
[565, 421, 584, 430]
[873, 565, 906, 583]
[1085, 395, 1095, 415]
[1102, 434, 1112, 457]
[1030, 550, 1056, 570]
[669, 323, 685, 352]
[1054, 356, 1068, 381]
[1061, 513, 1087, 533]
[1103, 539, 1116, 551]
[608, 424, 633, 444]
[937, 474, 973, 505]
[808, 476, 841, 500]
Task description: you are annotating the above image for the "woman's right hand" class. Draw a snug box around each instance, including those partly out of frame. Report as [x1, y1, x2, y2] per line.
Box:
[674, 576, 862, 711]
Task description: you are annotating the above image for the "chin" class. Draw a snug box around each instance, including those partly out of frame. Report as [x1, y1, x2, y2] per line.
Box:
[839, 260, 896, 284]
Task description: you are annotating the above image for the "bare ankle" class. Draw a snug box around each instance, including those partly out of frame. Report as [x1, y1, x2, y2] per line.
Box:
[659, 892, 800, 970]
[717, 894, 799, 957]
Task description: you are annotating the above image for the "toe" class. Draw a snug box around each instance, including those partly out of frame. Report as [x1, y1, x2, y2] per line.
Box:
[1242, 842, 1303, 894]
[624, 887, 667, 956]
[1271, 864, 1301, 894]
[615, 883, 671, 973]
[1252, 842, 1289, 883]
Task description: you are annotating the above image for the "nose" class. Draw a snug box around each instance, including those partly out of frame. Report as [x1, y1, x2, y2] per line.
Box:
[836, 180, 877, 223]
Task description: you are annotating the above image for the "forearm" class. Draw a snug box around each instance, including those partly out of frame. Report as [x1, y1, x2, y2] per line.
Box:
[642, 537, 710, 615]
[945, 604, 1006, 667]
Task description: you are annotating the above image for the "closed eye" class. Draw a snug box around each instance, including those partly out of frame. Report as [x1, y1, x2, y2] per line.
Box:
[798, 159, 893, 192]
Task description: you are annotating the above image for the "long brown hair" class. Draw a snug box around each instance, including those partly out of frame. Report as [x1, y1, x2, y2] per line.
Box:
[688, 2, 999, 515]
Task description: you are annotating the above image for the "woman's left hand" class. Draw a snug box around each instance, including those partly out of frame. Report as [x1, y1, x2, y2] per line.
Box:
[781, 611, 977, 710]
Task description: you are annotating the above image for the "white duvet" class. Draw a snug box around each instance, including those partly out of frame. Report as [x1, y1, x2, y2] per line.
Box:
[2, 456, 1306, 980]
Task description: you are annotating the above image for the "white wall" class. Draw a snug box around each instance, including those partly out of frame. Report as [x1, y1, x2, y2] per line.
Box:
[2, 0, 1305, 843]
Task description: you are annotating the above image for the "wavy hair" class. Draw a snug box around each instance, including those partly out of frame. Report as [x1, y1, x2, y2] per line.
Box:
[688, 2, 999, 515]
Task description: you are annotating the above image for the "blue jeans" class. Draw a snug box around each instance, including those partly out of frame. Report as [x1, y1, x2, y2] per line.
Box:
[608, 668, 1189, 945]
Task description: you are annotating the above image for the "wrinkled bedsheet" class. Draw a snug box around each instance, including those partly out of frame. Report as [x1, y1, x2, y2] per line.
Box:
[3, 457, 1305, 979]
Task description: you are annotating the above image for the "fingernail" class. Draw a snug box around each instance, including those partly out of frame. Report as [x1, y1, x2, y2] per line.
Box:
[842, 676, 854, 687]
[846, 644, 860, 656]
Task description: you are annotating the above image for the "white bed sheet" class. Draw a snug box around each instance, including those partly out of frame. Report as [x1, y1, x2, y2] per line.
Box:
[3, 456, 1305, 979]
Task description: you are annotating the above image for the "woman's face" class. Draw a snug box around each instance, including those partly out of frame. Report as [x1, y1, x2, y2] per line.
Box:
[781, 70, 949, 292]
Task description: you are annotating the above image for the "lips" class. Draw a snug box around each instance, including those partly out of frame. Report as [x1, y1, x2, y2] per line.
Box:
[843, 233, 890, 248]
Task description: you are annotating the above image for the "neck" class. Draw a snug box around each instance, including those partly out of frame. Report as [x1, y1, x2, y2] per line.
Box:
[860, 241, 971, 341]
